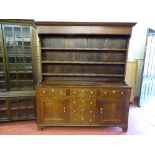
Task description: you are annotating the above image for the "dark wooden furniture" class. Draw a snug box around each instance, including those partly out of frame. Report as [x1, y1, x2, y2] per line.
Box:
[0, 20, 38, 122]
[0, 91, 35, 121]
[35, 22, 136, 131]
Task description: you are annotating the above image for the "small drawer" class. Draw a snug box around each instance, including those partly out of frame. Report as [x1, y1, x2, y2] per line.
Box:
[70, 99, 96, 106]
[70, 88, 96, 98]
[41, 88, 66, 97]
[100, 89, 127, 99]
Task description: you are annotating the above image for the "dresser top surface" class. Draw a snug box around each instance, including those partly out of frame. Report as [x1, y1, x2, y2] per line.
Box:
[37, 81, 131, 88]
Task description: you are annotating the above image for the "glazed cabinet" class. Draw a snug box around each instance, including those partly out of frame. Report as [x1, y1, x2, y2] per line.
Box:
[0, 20, 38, 122]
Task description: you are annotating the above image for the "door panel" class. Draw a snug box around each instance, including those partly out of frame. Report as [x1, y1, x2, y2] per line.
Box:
[2, 24, 34, 90]
[0, 24, 7, 91]
[99, 100, 125, 124]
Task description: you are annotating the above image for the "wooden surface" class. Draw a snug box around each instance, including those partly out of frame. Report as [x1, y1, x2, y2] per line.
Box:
[36, 84, 131, 131]
[35, 22, 136, 35]
[35, 22, 135, 131]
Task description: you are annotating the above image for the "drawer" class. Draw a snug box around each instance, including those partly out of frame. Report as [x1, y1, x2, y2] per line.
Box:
[70, 99, 96, 106]
[100, 89, 127, 99]
[41, 88, 66, 98]
[41, 88, 67, 101]
[70, 88, 96, 98]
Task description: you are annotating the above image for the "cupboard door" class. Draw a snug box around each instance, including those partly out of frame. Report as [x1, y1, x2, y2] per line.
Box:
[40, 88, 69, 124]
[2, 25, 34, 90]
[99, 100, 125, 124]
[0, 24, 7, 91]
[41, 100, 69, 123]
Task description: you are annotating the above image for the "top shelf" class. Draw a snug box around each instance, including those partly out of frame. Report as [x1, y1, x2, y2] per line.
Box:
[41, 47, 127, 51]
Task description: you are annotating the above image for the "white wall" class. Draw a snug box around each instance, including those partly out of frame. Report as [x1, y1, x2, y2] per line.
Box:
[1, 0, 155, 97]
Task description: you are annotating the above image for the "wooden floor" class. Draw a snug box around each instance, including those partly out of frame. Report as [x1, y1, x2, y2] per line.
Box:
[0, 98, 155, 135]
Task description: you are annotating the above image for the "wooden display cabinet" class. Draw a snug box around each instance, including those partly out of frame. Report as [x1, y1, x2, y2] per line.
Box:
[0, 20, 38, 122]
[35, 22, 136, 131]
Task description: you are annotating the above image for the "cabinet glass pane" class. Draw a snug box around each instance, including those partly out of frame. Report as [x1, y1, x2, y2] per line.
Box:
[4, 27, 13, 36]
[25, 64, 32, 71]
[22, 27, 30, 37]
[23, 38, 31, 46]
[18, 73, 25, 79]
[7, 46, 14, 54]
[5, 37, 14, 45]
[8, 56, 15, 63]
[24, 46, 31, 53]
[9, 73, 17, 79]
[16, 56, 24, 63]
[0, 73, 5, 80]
[14, 27, 21, 37]
[15, 37, 22, 46]
[15, 46, 22, 54]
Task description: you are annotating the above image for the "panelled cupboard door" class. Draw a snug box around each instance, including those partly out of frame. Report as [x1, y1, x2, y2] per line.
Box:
[2, 24, 34, 91]
[99, 100, 125, 124]
[38, 87, 69, 124]
[0, 24, 7, 91]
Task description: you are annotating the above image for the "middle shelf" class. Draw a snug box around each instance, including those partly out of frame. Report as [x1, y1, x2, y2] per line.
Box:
[41, 61, 126, 65]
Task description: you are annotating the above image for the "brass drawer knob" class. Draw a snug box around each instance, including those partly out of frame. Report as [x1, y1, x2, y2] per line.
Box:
[82, 100, 84, 103]
[112, 90, 116, 93]
[100, 108, 103, 110]
[89, 119, 92, 122]
[81, 117, 84, 120]
[63, 107, 66, 109]
[73, 91, 76, 94]
[73, 101, 76, 104]
[73, 119, 76, 122]
[82, 109, 84, 112]
[90, 110, 93, 114]
[100, 111, 103, 114]
[104, 91, 107, 95]
[121, 92, 124, 95]
[42, 90, 46, 94]
[90, 101, 93, 105]
[73, 110, 76, 113]
[64, 110, 66, 112]
[82, 90, 85, 92]
[90, 91, 93, 94]
[51, 89, 54, 92]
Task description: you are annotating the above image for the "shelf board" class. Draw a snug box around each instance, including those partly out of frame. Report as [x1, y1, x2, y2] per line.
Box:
[42, 73, 124, 77]
[10, 80, 33, 82]
[41, 61, 125, 65]
[41, 47, 127, 51]
[8, 63, 32, 65]
[11, 106, 34, 110]
[9, 71, 32, 73]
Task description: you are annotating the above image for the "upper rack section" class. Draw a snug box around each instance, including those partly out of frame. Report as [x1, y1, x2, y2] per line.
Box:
[35, 22, 136, 35]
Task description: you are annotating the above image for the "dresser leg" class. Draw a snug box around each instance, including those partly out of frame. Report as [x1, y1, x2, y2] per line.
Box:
[122, 126, 128, 132]
[37, 125, 43, 131]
